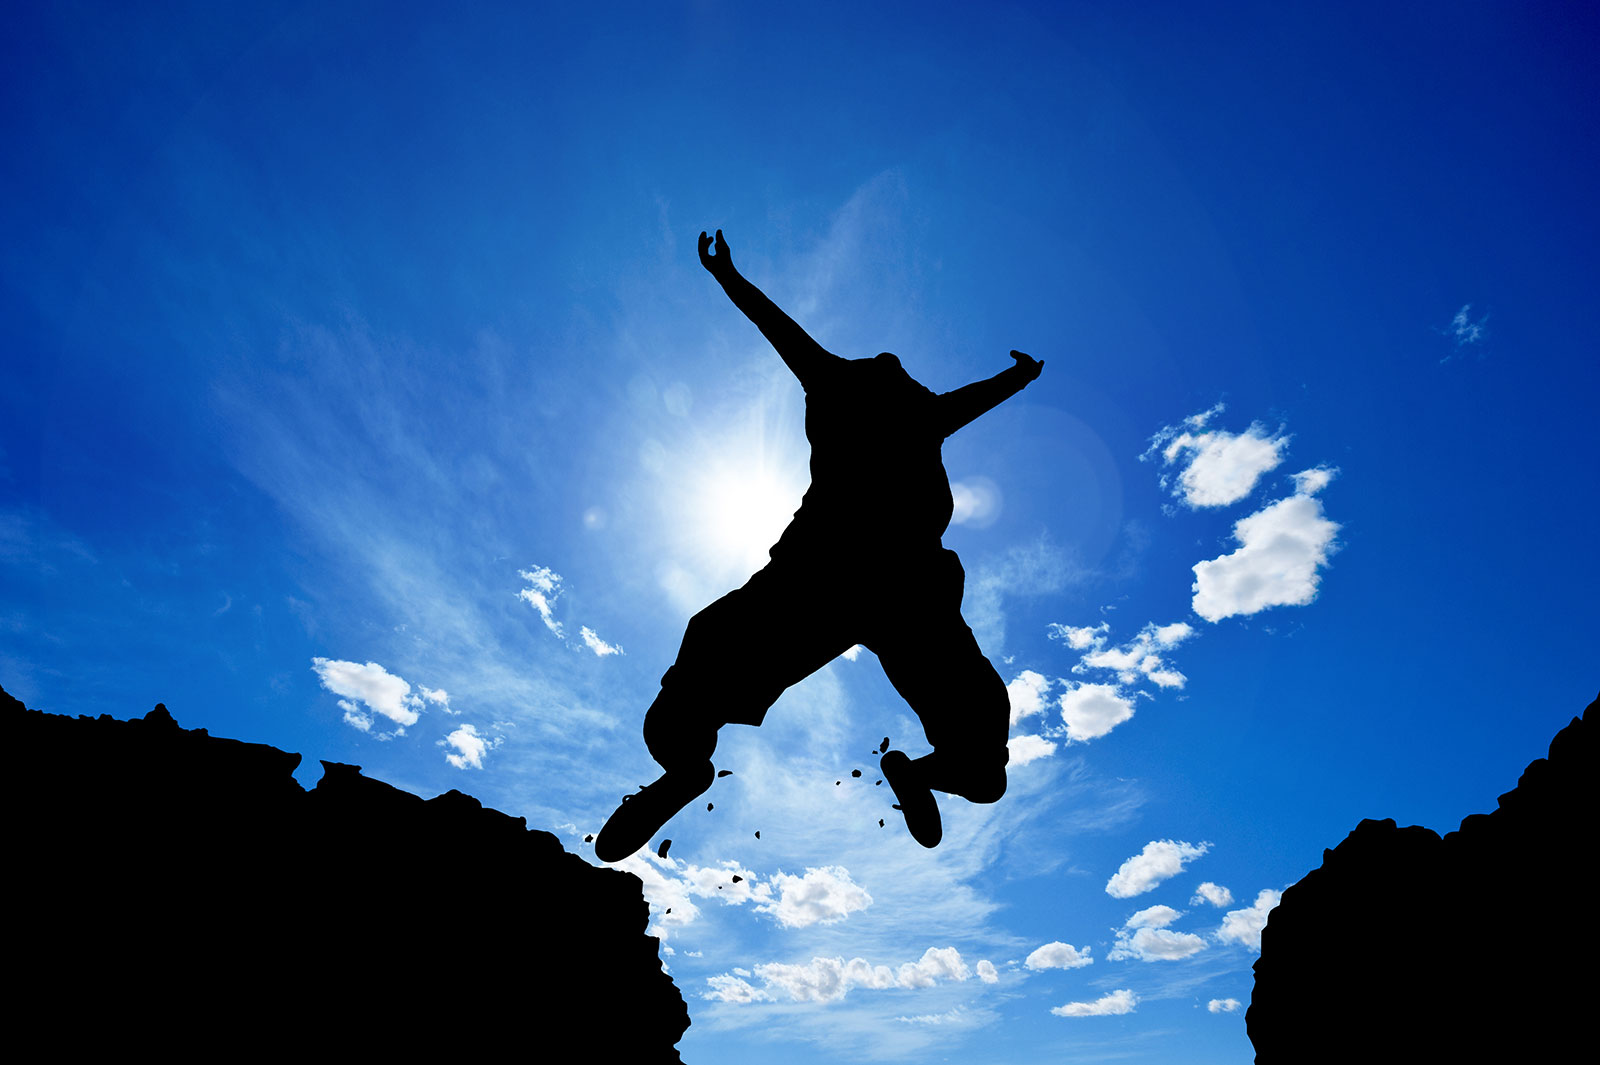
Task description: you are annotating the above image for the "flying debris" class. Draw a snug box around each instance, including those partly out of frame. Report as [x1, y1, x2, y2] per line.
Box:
[879, 819, 885, 828]
[717, 770, 733, 777]
[706, 802, 714, 811]
[879, 737, 890, 753]
[755, 831, 760, 839]
[836, 780, 841, 785]
[875, 780, 882, 786]
[731, 875, 743, 883]
[584, 834, 594, 842]
[665, 908, 672, 915]
[851, 769, 862, 778]
[657, 839, 672, 859]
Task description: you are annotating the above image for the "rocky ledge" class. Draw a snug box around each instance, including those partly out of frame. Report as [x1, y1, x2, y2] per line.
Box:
[4, 683, 689, 1061]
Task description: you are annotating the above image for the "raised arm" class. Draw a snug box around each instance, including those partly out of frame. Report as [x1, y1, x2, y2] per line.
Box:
[935, 351, 1044, 437]
[699, 230, 837, 390]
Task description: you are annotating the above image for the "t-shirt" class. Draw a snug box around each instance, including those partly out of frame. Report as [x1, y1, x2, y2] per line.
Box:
[769, 352, 954, 562]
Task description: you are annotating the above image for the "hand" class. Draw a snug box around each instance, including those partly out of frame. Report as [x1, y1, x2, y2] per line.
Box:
[698, 229, 733, 277]
[1010, 349, 1043, 382]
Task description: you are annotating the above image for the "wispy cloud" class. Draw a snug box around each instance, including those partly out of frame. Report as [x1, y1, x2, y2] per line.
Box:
[517, 565, 624, 656]
[706, 946, 982, 1004]
[1441, 303, 1488, 360]
[1209, 997, 1242, 1013]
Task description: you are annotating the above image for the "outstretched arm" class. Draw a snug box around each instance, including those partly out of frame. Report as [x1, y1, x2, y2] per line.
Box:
[936, 351, 1044, 437]
[700, 230, 837, 390]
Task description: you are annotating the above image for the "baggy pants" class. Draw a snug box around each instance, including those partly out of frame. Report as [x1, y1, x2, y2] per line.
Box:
[643, 547, 1009, 802]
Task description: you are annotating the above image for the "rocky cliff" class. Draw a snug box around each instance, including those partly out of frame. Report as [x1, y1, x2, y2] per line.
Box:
[1249, 691, 1595, 1061]
[4, 684, 689, 1061]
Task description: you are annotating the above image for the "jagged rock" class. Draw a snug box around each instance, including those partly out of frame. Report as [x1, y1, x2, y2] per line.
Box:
[1250, 691, 1595, 1062]
[4, 684, 689, 1061]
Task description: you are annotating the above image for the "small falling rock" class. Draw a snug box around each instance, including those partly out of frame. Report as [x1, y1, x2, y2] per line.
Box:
[731, 875, 743, 884]
[755, 831, 761, 839]
[657, 839, 672, 859]
[717, 769, 733, 777]
[879, 737, 890, 753]
[851, 769, 862, 778]
[875, 780, 882, 786]
[584, 834, 594, 842]
[892, 804, 902, 810]
[707, 802, 714, 811]
[835, 780, 841, 786]
[879, 819, 885, 828]
[665, 908, 672, 915]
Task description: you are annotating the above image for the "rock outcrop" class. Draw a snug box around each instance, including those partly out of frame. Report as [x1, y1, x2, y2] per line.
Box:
[1249, 691, 1595, 1062]
[4, 684, 689, 1061]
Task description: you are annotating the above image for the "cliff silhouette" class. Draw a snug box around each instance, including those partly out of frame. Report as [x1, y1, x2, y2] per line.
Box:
[4, 683, 689, 1061]
[1250, 691, 1595, 1062]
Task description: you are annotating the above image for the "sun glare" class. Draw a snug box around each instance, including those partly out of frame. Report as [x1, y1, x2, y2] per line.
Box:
[692, 458, 806, 576]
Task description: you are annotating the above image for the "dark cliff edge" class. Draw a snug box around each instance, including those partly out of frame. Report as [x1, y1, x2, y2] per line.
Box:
[1250, 691, 1595, 1062]
[4, 684, 689, 1062]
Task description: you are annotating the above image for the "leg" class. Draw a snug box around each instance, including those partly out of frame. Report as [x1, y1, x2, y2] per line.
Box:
[874, 551, 1010, 805]
[596, 563, 850, 862]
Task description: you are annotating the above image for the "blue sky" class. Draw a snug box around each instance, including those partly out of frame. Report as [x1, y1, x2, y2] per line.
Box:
[4, 2, 1596, 1060]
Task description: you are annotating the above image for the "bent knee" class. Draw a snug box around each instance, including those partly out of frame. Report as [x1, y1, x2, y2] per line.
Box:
[964, 770, 1007, 805]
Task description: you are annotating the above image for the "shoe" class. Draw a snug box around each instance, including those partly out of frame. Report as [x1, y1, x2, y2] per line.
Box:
[594, 760, 714, 862]
[881, 750, 941, 848]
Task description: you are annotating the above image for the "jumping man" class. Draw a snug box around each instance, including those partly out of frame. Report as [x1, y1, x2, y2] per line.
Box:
[595, 230, 1042, 861]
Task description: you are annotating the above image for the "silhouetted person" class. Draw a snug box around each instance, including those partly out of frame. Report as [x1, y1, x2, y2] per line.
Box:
[595, 230, 1042, 861]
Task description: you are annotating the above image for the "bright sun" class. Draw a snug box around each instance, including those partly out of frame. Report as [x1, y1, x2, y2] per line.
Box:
[690, 457, 806, 576]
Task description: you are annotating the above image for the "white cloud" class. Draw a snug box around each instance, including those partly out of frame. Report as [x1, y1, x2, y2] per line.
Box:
[1147, 408, 1288, 508]
[1051, 989, 1138, 1017]
[1192, 882, 1234, 908]
[1047, 622, 1107, 650]
[1007, 733, 1058, 767]
[517, 565, 565, 636]
[1209, 997, 1242, 1013]
[312, 657, 422, 729]
[1071, 621, 1195, 689]
[713, 946, 975, 1004]
[705, 974, 770, 1004]
[519, 565, 623, 657]
[1024, 941, 1093, 971]
[1106, 840, 1210, 898]
[754, 866, 872, 928]
[417, 686, 456, 714]
[896, 946, 970, 988]
[1109, 925, 1207, 962]
[338, 699, 372, 732]
[1058, 682, 1137, 743]
[1217, 889, 1282, 951]
[1006, 669, 1052, 726]
[976, 960, 999, 984]
[579, 625, 624, 656]
[1125, 904, 1182, 929]
[613, 854, 766, 941]
[1191, 473, 1340, 623]
[440, 723, 499, 769]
